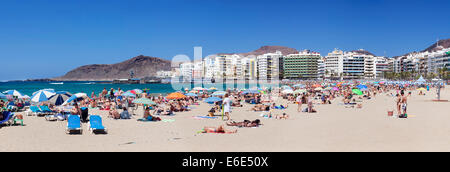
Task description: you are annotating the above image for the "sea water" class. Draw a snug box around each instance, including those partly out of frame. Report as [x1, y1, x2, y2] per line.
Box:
[0, 81, 279, 97]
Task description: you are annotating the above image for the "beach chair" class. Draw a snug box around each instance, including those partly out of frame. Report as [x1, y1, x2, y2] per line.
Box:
[0, 111, 15, 126]
[88, 115, 107, 134]
[30, 106, 44, 116]
[40, 106, 55, 114]
[66, 115, 82, 134]
[45, 114, 58, 121]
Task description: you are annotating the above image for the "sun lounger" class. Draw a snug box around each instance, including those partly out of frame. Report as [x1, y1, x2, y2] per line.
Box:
[0, 111, 15, 126]
[30, 106, 44, 116]
[88, 115, 107, 134]
[40, 106, 54, 114]
[66, 115, 82, 134]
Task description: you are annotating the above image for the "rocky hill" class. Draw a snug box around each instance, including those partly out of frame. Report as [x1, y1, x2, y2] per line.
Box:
[392, 38, 450, 58]
[422, 38, 450, 52]
[219, 46, 299, 56]
[350, 49, 377, 56]
[55, 55, 172, 81]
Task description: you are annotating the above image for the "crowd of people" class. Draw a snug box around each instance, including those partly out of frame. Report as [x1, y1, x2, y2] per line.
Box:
[1, 80, 446, 132]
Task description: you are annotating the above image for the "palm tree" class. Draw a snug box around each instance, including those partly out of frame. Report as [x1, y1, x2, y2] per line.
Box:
[438, 67, 448, 80]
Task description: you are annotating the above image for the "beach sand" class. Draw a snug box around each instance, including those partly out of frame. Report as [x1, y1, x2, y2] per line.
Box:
[1, 88, 449, 152]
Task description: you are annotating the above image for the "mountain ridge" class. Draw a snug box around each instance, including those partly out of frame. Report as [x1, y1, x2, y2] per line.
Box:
[54, 55, 172, 81]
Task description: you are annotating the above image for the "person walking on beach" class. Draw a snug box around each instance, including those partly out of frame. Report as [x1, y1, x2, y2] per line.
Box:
[223, 94, 232, 121]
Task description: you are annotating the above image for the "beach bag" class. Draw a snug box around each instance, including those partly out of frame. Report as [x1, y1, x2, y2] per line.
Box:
[387, 111, 393, 117]
[16, 114, 23, 120]
[399, 114, 407, 118]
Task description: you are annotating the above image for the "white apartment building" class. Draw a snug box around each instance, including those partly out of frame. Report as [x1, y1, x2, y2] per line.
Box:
[257, 51, 282, 80]
[156, 71, 174, 78]
[241, 57, 257, 80]
[324, 48, 344, 78]
[317, 58, 325, 79]
[179, 62, 194, 79]
[373, 56, 390, 78]
[392, 47, 450, 75]
[324, 49, 387, 79]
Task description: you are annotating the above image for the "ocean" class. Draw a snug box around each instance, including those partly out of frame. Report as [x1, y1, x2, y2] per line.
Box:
[0, 81, 280, 96]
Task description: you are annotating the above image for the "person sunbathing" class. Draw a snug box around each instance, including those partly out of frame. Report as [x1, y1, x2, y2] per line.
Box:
[160, 106, 173, 116]
[250, 104, 270, 111]
[227, 119, 261, 127]
[142, 107, 161, 121]
[203, 125, 237, 134]
[109, 107, 120, 119]
[275, 113, 290, 119]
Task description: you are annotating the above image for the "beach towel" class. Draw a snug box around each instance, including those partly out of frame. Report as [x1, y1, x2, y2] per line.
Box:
[274, 105, 286, 109]
[162, 119, 175, 123]
[193, 116, 218, 120]
[137, 116, 158, 122]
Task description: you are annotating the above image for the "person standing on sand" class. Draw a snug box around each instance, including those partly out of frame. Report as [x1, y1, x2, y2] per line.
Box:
[109, 88, 115, 100]
[223, 94, 232, 121]
[296, 94, 302, 112]
[102, 88, 108, 99]
[395, 93, 401, 117]
[400, 90, 408, 116]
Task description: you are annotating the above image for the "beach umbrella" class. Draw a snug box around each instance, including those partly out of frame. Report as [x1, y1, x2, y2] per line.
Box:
[209, 87, 217, 90]
[417, 88, 426, 91]
[48, 93, 71, 106]
[166, 92, 187, 99]
[312, 84, 322, 88]
[314, 87, 323, 91]
[360, 88, 368, 91]
[32, 89, 55, 96]
[133, 89, 143, 94]
[185, 93, 198, 97]
[352, 89, 363, 95]
[32, 90, 56, 99]
[193, 87, 206, 91]
[212, 91, 227, 96]
[3, 90, 24, 97]
[31, 91, 55, 103]
[324, 87, 332, 90]
[56, 91, 71, 95]
[282, 89, 294, 94]
[122, 91, 136, 97]
[63, 93, 88, 105]
[281, 85, 292, 90]
[293, 84, 305, 88]
[132, 98, 156, 105]
[332, 87, 339, 91]
[357, 85, 368, 89]
[204, 97, 222, 104]
[242, 89, 259, 94]
[293, 89, 307, 94]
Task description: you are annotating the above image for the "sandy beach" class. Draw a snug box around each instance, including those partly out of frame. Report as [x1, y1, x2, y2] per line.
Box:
[1, 87, 449, 152]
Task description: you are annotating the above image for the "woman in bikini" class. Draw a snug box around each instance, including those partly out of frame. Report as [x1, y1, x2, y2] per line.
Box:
[227, 119, 261, 127]
[203, 125, 237, 134]
[395, 93, 402, 117]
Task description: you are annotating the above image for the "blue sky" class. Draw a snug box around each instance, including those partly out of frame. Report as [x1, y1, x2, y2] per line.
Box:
[0, 0, 449, 80]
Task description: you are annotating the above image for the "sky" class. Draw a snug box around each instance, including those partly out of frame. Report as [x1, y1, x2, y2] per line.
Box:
[0, 0, 449, 81]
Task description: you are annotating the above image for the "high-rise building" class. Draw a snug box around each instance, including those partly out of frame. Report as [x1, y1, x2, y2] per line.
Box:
[257, 51, 282, 80]
[324, 48, 344, 79]
[283, 50, 321, 79]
